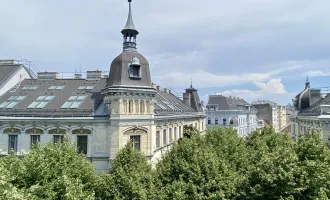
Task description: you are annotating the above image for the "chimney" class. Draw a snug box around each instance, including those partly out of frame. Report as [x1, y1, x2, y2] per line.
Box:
[164, 88, 168, 93]
[37, 72, 59, 80]
[0, 60, 17, 65]
[320, 105, 330, 115]
[87, 70, 103, 80]
[156, 86, 160, 91]
[74, 73, 82, 79]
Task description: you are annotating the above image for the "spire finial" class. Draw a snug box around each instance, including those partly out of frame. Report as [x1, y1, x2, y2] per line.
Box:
[121, 0, 139, 52]
[190, 78, 193, 88]
[306, 76, 309, 83]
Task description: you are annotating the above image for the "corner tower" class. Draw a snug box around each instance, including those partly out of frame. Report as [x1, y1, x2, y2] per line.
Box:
[103, 0, 157, 161]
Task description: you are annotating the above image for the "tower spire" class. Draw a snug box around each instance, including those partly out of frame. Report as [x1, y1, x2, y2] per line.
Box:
[121, 0, 139, 52]
[305, 76, 310, 88]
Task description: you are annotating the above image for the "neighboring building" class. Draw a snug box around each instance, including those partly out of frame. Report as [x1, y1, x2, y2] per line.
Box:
[277, 105, 287, 130]
[292, 77, 322, 111]
[251, 100, 279, 131]
[0, 0, 205, 173]
[291, 80, 330, 146]
[0, 60, 35, 96]
[205, 95, 259, 137]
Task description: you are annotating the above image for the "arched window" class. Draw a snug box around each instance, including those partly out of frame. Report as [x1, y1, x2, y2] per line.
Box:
[230, 118, 238, 125]
[215, 117, 219, 125]
[223, 118, 226, 125]
[208, 118, 211, 124]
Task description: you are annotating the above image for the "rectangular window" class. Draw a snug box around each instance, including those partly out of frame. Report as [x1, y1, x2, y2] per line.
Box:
[169, 128, 172, 142]
[156, 131, 160, 148]
[130, 135, 140, 151]
[77, 136, 88, 154]
[30, 135, 40, 148]
[0, 96, 26, 109]
[48, 86, 65, 90]
[174, 127, 177, 140]
[61, 95, 86, 109]
[28, 96, 54, 109]
[53, 135, 64, 144]
[8, 135, 18, 154]
[163, 130, 167, 145]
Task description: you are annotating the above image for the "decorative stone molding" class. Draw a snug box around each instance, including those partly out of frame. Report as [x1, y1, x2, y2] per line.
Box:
[123, 127, 148, 135]
[48, 128, 67, 134]
[3, 128, 21, 134]
[25, 128, 44, 134]
[72, 128, 92, 134]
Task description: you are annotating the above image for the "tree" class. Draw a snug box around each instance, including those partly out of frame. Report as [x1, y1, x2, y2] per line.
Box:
[294, 130, 330, 199]
[1, 137, 96, 199]
[95, 142, 155, 200]
[243, 127, 299, 199]
[156, 128, 244, 199]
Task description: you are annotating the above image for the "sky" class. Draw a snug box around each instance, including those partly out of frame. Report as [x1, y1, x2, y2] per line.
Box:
[1, 0, 330, 105]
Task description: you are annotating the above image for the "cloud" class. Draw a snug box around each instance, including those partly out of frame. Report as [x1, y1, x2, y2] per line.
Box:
[0, 0, 330, 105]
[302, 70, 330, 77]
[216, 79, 293, 104]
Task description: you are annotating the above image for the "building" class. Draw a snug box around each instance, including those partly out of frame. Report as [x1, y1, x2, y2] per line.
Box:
[291, 80, 330, 146]
[251, 100, 279, 131]
[0, 0, 205, 173]
[205, 95, 259, 137]
[0, 60, 35, 97]
[277, 105, 287, 130]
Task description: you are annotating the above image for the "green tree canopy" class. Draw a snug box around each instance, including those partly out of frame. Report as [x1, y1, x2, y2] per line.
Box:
[0, 137, 96, 200]
[95, 142, 155, 200]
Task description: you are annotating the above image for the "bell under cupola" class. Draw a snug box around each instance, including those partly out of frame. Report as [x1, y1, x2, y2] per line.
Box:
[122, 0, 139, 52]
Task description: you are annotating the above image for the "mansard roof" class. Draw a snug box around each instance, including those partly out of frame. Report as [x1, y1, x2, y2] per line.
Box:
[207, 95, 257, 112]
[0, 77, 202, 118]
[0, 78, 107, 117]
[298, 94, 330, 116]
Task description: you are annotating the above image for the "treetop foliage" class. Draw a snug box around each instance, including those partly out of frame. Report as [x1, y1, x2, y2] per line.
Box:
[1, 127, 330, 199]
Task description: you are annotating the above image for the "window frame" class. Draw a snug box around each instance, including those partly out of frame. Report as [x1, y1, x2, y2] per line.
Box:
[8, 135, 18, 154]
[77, 135, 88, 154]
[130, 135, 141, 151]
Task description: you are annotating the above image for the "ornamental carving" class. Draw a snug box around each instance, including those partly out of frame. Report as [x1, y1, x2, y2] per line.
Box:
[123, 128, 147, 135]
[72, 129, 92, 135]
[3, 128, 21, 134]
[48, 128, 66, 134]
[26, 128, 44, 134]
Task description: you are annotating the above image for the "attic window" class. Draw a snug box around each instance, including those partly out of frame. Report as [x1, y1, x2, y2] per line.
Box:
[22, 85, 38, 90]
[27, 96, 54, 109]
[0, 96, 26, 109]
[128, 57, 142, 79]
[61, 95, 87, 109]
[48, 86, 65, 90]
[78, 86, 94, 90]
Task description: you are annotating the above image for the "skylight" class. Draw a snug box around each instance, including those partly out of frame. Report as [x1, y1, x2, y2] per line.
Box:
[78, 86, 94, 90]
[0, 96, 26, 109]
[61, 95, 87, 109]
[162, 100, 176, 110]
[27, 96, 54, 109]
[48, 86, 65, 90]
[22, 85, 38, 90]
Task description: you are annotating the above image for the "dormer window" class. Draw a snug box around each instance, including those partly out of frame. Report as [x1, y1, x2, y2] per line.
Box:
[128, 57, 142, 79]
